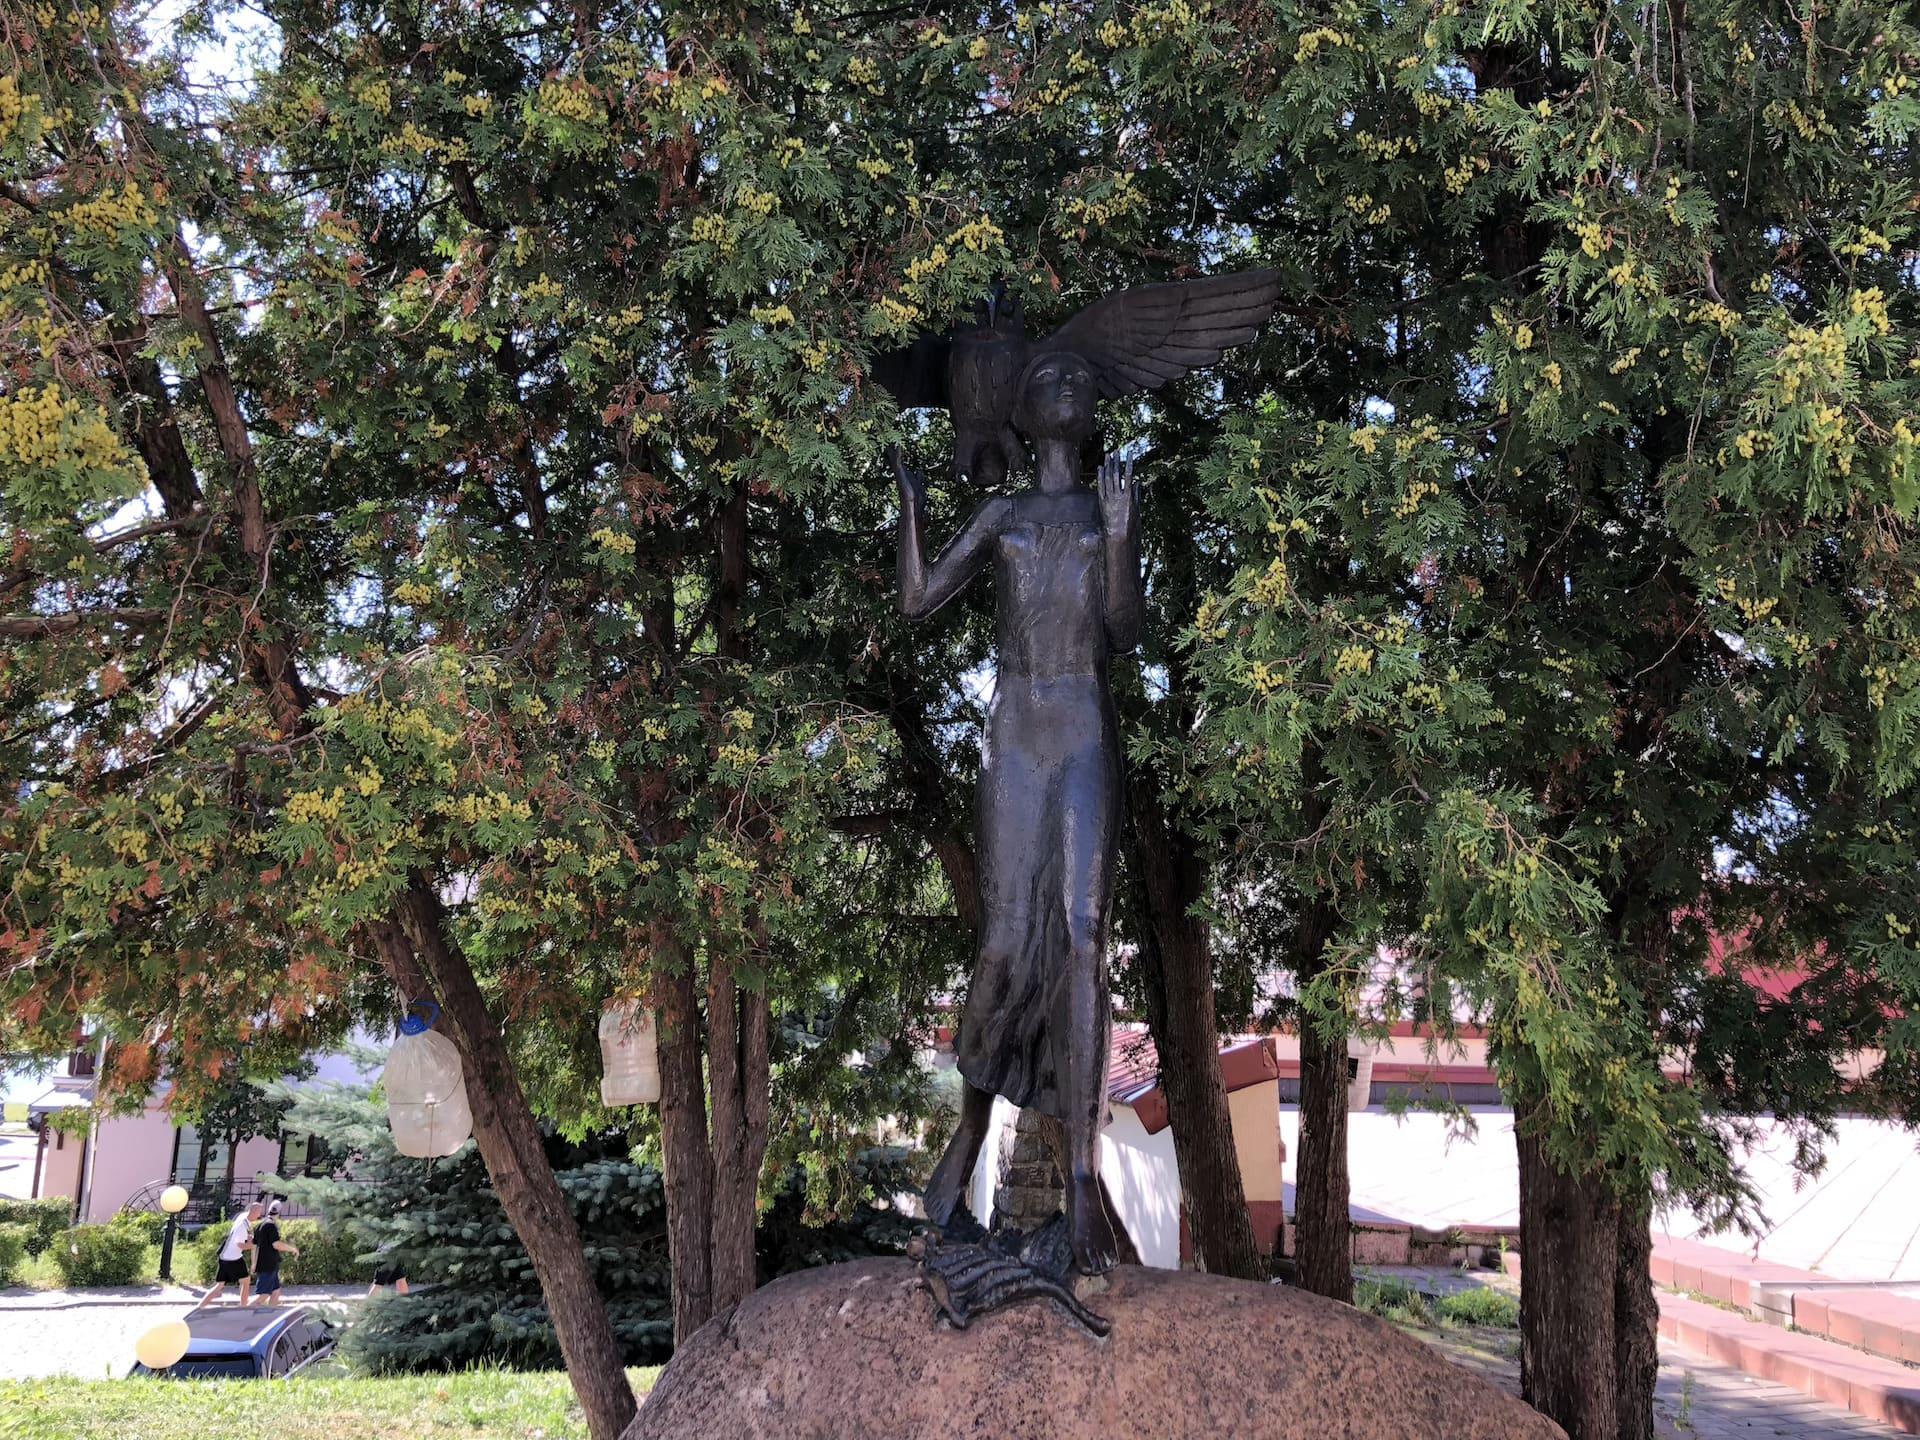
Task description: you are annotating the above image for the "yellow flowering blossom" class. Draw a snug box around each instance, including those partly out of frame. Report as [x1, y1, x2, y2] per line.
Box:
[1251, 557, 1290, 606]
[736, 183, 778, 218]
[690, 214, 734, 249]
[591, 527, 637, 555]
[948, 217, 1004, 253]
[1394, 479, 1440, 518]
[63, 182, 159, 238]
[0, 384, 146, 490]
[1295, 27, 1349, 62]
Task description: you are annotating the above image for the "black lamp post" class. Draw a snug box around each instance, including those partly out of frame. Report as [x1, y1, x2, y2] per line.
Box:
[157, 1184, 189, 1282]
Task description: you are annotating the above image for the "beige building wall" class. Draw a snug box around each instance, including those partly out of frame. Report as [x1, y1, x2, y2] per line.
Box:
[33, 1126, 84, 1206]
[1226, 1079, 1283, 1203]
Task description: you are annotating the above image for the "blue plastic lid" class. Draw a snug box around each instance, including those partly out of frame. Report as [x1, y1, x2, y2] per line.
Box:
[400, 999, 441, 1035]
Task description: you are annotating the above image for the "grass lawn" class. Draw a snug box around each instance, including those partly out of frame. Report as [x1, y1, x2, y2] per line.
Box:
[0, 1367, 660, 1440]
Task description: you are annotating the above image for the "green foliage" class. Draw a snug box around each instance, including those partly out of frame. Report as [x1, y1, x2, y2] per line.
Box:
[1438, 1286, 1522, 1330]
[0, 0, 1917, 1343]
[115, 1210, 168, 1246]
[0, 1223, 28, 1282]
[0, 1198, 73, 1257]
[51, 1220, 152, 1287]
[276, 1219, 364, 1285]
[183, 1217, 361, 1286]
[276, 1077, 672, 1372]
[1354, 1277, 1433, 1327]
[0, 1367, 660, 1439]
[271, 1072, 907, 1371]
[184, 1222, 229, 1287]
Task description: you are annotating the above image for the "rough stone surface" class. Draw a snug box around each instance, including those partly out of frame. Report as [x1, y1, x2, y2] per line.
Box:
[626, 1258, 1568, 1440]
[994, 1106, 1064, 1230]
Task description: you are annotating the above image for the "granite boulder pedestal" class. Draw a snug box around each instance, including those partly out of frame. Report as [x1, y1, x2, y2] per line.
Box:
[625, 1258, 1565, 1440]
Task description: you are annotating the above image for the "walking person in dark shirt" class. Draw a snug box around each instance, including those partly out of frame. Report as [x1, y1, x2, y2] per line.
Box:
[368, 1238, 409, 1296]
[190, 1201, 263, 1312]
[248, 1199, 300, 1307]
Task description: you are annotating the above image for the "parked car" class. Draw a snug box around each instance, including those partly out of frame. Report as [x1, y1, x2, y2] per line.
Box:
[129, 1306, 337, 1379]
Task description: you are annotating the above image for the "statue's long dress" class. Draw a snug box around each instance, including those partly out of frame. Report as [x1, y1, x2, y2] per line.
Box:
[958, 495, 1118, 1124]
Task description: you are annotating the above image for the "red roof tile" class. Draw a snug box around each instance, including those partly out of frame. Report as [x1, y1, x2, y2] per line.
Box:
[1109, 1027, 1279, 1135]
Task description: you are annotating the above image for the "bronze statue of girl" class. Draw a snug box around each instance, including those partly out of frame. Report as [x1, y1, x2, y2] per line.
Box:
[893, 348, 1137, 1275]
[883, 269, 1280, 1276]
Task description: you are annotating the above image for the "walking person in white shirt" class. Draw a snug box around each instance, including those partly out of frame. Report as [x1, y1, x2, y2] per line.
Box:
[190, 1200, 263, 1311]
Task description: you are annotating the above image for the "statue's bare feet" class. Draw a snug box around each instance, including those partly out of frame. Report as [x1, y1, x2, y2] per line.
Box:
[1068, 1172, 1118, 1275]
[923, 1125, 978, 1228]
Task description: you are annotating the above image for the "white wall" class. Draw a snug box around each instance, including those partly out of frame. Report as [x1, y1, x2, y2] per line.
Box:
[1099, 1103, 1182, 1269]
[967, 1095, 1018, 1226]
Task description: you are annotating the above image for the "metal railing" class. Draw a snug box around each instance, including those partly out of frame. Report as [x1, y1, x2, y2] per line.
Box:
[119, 1176, 319, 1229]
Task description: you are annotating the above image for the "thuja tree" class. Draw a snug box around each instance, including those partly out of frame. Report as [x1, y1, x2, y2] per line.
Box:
[0, 1, 984, 1430]
[1167, 3, 1920, 1437]
[272, 1074, 676, 1373]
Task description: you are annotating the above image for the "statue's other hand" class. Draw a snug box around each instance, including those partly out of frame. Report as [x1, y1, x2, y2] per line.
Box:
[888, 443, 928, 517]
[1098, 453, 1136, 537]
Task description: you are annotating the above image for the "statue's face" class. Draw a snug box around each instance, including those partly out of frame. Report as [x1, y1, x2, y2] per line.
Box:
[1017, 353, 1097, 440]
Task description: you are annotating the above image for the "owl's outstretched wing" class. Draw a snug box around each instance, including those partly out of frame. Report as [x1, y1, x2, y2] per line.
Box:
[869, 331, 952, 410]
[1040, 268, 1282, 398]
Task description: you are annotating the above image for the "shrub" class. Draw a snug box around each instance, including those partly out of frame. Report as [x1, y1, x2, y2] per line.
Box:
[1438, 1285, 1521, 1329]
[115, 1210, 169, 1246]
[0, 1198, 74, 1257]
[52, 1220, 153, 1287]
[183, 1215, 363, 1286]
[185, 1221, 230, 1286]
[277, 1219, 364, 1284]
[1353, 1277, 1433, 1326]
[0, 1223, 29, 1282]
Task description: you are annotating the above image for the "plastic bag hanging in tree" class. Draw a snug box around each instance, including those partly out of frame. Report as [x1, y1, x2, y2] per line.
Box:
[599, 999, 661, 1106]
[385, 1000, 473, 1157]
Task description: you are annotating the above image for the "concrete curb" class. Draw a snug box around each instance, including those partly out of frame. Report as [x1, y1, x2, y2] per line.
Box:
[1652, 1235, 1920, 1368]
[1658, 1292, 1920, 1433]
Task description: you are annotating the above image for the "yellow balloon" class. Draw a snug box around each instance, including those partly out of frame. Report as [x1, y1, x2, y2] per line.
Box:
[135, 1320, 191, 1371]
[159, 1185, 190, 1215]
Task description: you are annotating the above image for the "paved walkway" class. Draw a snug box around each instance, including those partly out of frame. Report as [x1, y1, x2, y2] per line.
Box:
[0, 1285, 361, 1379]
[1425, 1326, 1895, 1438]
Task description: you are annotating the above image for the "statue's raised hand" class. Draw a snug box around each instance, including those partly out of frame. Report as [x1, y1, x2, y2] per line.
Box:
[888, 444, 928, 518]
[1098, 453, 1136, 538]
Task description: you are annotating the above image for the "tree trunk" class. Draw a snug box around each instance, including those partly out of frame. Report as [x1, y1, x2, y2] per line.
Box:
[702, 481, 773, 1318]
[652, 921, 715, 1342]
[105, 106, 641, 1433]
[1294, 943, 1352, 1300]
[390, 883, 637, 1440]
[1517, 1122, 1620, 1440]
[1614, 1186, 1660, 1440]
[1129, 787, 1263, 1280]
[131, 216, 635, 1440]
[707, 949, 771, 1314]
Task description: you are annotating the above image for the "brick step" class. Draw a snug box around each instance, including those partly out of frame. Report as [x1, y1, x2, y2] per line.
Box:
[1659, 1291, 1920, 1432]
[1653, 1234, 1920, 1367]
